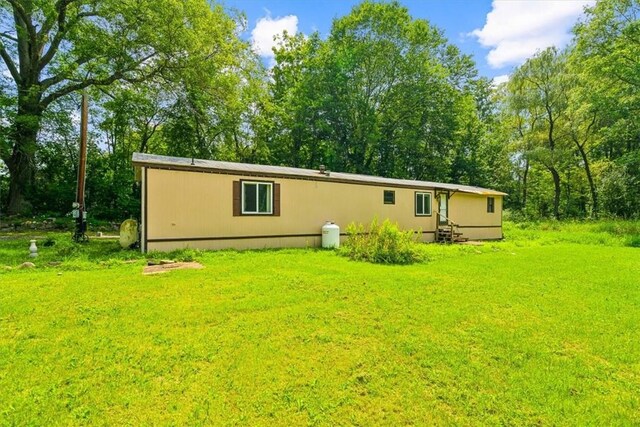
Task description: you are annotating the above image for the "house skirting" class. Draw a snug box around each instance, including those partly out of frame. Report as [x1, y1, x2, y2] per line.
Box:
[145, 231, 437, 252]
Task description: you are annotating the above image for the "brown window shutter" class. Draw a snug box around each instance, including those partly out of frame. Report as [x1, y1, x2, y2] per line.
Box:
[273, 183, 281, 216]
[233, 181, 241, 216]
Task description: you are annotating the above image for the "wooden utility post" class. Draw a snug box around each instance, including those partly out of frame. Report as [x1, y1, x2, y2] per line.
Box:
[73, 92, 89, 242]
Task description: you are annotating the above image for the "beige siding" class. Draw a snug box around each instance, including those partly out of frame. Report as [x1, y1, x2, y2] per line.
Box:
[150, 236, 318, 252]
[447, 193, 502, 226]
[447, 193, 503, 240]
[144, 167, 502, 251]
[456, 227, 502, 240]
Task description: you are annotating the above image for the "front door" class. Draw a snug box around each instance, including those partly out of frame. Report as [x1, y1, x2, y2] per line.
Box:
[439, 193, 448, 225]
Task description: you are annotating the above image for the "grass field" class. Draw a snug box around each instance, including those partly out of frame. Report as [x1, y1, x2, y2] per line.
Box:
[1, 221, 639, 425]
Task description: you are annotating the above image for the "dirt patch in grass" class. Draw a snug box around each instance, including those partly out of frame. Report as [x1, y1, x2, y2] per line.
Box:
[458, 240, 485, 246]
[143, 261, 204, 275]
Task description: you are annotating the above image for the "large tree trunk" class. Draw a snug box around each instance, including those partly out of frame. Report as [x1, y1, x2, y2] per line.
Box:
[577, 143, 598, 217]
[6, 93, 43, 215]
[550, 166, 561, 219]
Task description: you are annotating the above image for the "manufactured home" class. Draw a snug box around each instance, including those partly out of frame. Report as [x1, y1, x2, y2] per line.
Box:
[133, 153, 506, 252]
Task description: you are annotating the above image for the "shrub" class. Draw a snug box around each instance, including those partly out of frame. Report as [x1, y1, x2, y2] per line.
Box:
[626, 235, 640, 248]
[503, 209, 529, 223]
[54, 240, 84, 258]
[340, 218, 425, 264]
[596, 221, 640, 236]
[42, 237, 56, 247]
[147, 248, 202, 264]
[173, 249, 200, 262]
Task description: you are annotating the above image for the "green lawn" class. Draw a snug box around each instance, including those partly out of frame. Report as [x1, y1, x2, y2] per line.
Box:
[1, 222, 639, 425]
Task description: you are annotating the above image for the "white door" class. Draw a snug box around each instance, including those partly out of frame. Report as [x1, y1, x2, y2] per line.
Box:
[439, 194, 448, 225]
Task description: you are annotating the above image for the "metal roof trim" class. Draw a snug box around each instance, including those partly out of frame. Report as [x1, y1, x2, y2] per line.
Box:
[132, 153, 508, 196]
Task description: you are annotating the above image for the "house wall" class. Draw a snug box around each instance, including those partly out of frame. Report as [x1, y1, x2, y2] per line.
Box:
[448, 193, 503, 240]
[143, 167, 502, 251]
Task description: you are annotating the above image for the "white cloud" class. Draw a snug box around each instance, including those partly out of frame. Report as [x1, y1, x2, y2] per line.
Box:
[251, 13, 298, 59]
[472, 0, 594, 68]
[492, 74, 510, 86]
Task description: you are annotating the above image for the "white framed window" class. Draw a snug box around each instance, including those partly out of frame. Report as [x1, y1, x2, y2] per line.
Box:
[242, 181, 273, 214]
[415, 192, 432, 216]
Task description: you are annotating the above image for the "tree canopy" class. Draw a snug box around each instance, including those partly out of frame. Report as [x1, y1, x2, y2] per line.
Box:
[266, 1, 490, 185]
[0, 0, 252, 213]
[0, 0, 639, 220]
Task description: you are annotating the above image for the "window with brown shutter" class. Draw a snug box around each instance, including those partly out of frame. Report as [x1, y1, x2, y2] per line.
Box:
[233, 180, 280, 216]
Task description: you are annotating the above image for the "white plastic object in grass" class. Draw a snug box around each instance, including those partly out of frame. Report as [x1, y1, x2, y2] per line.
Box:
[29, 240, 38, 258]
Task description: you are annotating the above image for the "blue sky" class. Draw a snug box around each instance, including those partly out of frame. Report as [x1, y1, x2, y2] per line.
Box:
[220, 0, 595, 82]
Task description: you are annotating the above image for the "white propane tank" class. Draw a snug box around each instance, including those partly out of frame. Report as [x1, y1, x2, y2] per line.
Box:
[322, 221, 340, 249]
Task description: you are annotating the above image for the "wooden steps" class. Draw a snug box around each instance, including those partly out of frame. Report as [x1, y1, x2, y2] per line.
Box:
[436, 227, 468, 244]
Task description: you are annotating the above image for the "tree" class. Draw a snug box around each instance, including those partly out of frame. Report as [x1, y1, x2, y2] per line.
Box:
[500, 77, 538, 212]
[269, 32, 330, 168]
[268, 1, 487, 185]
[573, 0, 640, 145]
[160, 44, 270, 163]
[90, 36, 268, 216]
[508, 48, 572, 219]
[490, 0, 640, 219]
[100, 84, 170, 157]
[0, 0, 241, 214]
[571, 0, 640, 217]
[564, 85, 599, 216]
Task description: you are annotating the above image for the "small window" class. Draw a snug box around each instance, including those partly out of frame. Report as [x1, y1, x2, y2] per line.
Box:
[384, 190, 395, 205]
[415, 192, 432, 216]
[487, 197, 495, 213]
[242, 181, 273, 214]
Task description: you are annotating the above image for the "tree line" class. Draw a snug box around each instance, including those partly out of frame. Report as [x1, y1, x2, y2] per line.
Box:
[0, 0, 638, 220]
[497, 0, 640, 219]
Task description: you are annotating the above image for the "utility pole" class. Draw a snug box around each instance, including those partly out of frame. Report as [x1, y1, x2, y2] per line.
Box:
[73, 92, 89, 242]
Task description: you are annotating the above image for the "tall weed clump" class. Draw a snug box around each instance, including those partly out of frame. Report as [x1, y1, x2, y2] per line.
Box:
[341, 218, 424, 264]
